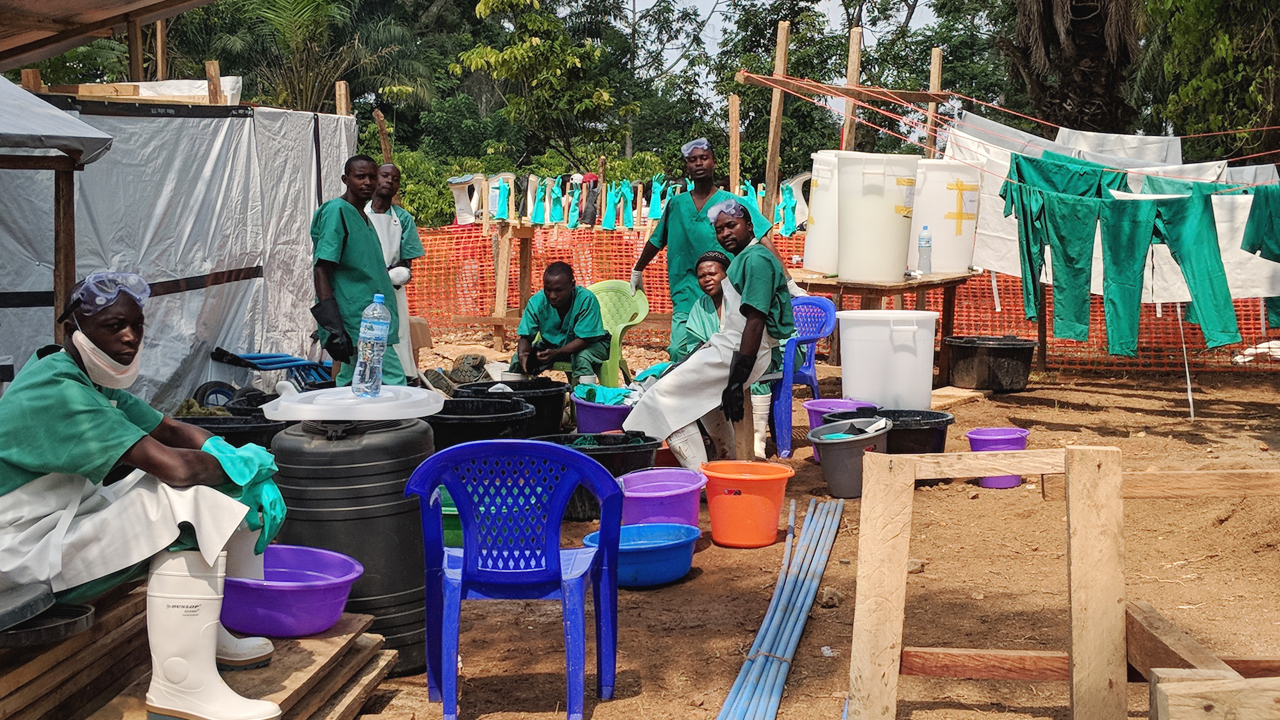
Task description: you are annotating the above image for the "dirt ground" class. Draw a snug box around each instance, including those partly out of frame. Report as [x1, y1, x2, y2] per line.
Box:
[366, 344, 1280, 719]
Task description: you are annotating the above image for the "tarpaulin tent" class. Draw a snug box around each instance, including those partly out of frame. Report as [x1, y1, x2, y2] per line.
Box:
[0, 82, 356, 410]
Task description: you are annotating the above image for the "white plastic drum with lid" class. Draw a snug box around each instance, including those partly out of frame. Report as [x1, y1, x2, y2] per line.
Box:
[907, 159, 984, 274]
[802, 151, 840, 274]
[834, 151, 922, 283]
[838, 309, 939, 410]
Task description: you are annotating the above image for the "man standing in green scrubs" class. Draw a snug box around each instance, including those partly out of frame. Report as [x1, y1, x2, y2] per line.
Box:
[511, 262, 611, 383]
[629, 139, 802, 361]
[311, 154, 407, 387]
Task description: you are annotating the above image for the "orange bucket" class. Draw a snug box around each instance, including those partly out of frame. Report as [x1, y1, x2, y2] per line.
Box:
[702, 461, 795, 548]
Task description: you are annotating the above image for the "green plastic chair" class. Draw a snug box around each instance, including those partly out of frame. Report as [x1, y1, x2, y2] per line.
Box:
[552, 280, 649, 387]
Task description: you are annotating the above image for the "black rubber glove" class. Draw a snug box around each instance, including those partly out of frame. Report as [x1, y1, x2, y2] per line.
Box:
[721, 351, 756, 423]
[310, 298, 354, 364]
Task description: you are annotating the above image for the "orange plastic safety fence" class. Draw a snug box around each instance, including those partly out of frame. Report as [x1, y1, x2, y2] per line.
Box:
[407, 226, 1280, 370]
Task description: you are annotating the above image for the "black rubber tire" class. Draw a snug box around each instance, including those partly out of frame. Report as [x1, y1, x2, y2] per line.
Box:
[231, 385, 267, 402]
[193, 380, 236, 407]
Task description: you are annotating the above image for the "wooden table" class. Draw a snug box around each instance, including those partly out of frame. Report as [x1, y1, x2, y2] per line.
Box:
[788, 269, 977, 385]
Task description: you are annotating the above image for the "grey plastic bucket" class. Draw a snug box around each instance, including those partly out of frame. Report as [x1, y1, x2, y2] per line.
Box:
[805, 418, 892, 498]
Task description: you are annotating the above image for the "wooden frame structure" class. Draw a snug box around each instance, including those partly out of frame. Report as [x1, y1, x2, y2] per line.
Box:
[849, 446, 1280, 719]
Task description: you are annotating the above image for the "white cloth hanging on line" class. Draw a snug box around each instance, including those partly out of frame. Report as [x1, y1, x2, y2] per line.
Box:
[1055, 127, 1182, 165]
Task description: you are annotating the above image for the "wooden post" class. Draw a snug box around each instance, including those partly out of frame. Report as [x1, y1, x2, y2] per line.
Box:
[841, 27, 862, 151]
[1065, 445, 1127, 720]
[518, 234, 533, 312]
[154, 19, 167, 80]
[728, 94, 741, 192]
[924, 47, 942, 158]
[596, 155, 607, 225]
[848, 453, 916, 719]
[53, 169, 75, 344]
[733, 390, 754, 460]
[205, 61, 223, 105]
[20, 69, 41, 92]
[372, 110, 393, 163]
[127, 19, 144, 82]
[491, 230, 511, 351]
[761, 20, 790, 223]
[1037, 284, 1048, 373]
[334, 81, 351, 116]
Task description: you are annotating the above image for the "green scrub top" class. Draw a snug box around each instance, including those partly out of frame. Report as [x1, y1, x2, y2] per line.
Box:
[727, 242, 794, 342]
[681, 294, 723, 357]
[0, 351, 163, 496]
[647, 190, 772, 318]
[385, 205, 426, 262]
[517, 286, 610, 347]
[311, 198, 400, 345]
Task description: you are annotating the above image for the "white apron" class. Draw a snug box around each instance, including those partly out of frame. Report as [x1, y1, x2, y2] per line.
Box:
[0, 470, 248, 593]
[367, 202, 418, 378]
[624, 278, 775, 441]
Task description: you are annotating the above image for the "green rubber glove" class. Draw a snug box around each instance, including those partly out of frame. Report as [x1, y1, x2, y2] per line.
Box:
[201, 436, 277, 487]
[239, 477, 287, 554]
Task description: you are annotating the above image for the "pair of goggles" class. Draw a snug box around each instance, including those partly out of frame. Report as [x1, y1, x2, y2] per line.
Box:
[57, 272, 151, 322]
[706, 198, 748, 224]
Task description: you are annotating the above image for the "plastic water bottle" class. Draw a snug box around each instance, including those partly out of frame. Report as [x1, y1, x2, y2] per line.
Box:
[351, 294, 390, 398]
[917, 225, 933, 275]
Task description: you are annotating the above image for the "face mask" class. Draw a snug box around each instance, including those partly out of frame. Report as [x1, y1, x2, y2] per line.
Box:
[71, 329, 142, 389]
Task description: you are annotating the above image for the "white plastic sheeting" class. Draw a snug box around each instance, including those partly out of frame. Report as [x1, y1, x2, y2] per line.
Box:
[135, 77, 243, 105]
[0, 102, 356, 411]
[1055, 126, 1182, 165]
[907, 159, 983, 274]
[0, 76, 112, 163]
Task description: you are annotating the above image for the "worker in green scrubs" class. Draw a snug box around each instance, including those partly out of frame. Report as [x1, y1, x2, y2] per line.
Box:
[629, 138, 802, 361]
[311, 154, 407, 387]
[511, 262, 612, 383]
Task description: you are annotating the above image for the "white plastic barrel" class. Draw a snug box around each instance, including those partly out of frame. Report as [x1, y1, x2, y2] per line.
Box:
[838, 310, 938, 410]
[834, 152, 921, 283]
[803, 152, 839, 274]
[907, 159, 983, 274]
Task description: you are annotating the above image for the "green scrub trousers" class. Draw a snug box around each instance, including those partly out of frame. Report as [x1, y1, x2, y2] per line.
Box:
[509, 338, 611, 380]
[1041, 193, 1102, 341]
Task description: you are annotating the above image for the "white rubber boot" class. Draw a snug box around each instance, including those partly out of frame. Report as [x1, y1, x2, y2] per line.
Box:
[699, 410, 735, 461]
[751, 394, 772, 460]
[447, 175, 482, 225]
[667, 423, 708, 469]
[145, 551, 281, 720]
[218, 527, 274, 672]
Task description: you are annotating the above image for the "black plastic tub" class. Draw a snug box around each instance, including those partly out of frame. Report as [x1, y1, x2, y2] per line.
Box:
[180, 415, 290, 449]
[944, 335, 1037, 392]
[424, 398, 536, 451]
[454, 378, 570, 436]
[822, 408, 955, 454]
[533, 431, 661, 521]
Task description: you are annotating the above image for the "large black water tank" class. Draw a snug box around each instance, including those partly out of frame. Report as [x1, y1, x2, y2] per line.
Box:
[271, 419, 433, 675]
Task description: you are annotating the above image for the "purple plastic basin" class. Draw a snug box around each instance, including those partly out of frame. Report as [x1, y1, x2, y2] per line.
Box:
[573, 396, 632, 434]
[222, 544, 363, 638]
[619, 468, 708, 527]
[967, 427, 1031, 489]
[802, 399, 879, 463]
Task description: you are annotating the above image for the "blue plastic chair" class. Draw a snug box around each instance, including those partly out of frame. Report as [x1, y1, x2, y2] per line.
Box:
[766, 295, 837, 458]
[405, 440, 623, 720]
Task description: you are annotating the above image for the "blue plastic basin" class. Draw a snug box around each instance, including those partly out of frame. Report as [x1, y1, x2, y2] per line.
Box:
[583, 523, 701, 588]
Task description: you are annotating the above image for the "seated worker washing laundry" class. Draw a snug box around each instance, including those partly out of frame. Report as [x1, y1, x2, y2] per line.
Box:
[628, 138, 804, 362]
[682, 250, 798, 460]
[624, 199, 794, 468]
[510, 262, 611, 384]
[311, 154, 408, 387]
[0, 273, 286, 720]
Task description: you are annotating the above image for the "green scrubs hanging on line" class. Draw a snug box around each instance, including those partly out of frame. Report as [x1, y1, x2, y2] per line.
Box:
[1040, 193, 1103, 341]
[311, 198, 407, 387]
[648, 190, 771, 360]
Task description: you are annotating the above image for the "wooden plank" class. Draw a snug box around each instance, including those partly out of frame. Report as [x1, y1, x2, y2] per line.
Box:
[900, 647, 1069, 681]
[848, 454, 916, 719]
[1153, 676, 1280, 720]
[64, 652, 150, 720]
[88, 614, 375, 720]
[1037, 284, 1048, 373]
[205, 60, 223, 105]
[48, 83, 140, 97]
[734, 71, 950, 105]
[309, 650, 398, 720]
[733, 388, 754, 461]
[371, 109, 393, 163]
[491, 231, 512, 351]
[0, 154, 77, 172]
[518, 235, 533, 311]
[19, 68, 41, 92]
[924, 47, 941, 157]
[728, 94, 741, 192]
[127, 18, 143, 82]
[1065, 445, 1126, 720]
[53, 167, 75, 344]
[1, 612, 145, 715]
[409, 315, 432, 354]
[1041, 470, 1280, 501]
[334, 81, 351, 116]
[929, 386, 991, 411]
[761, 20, 789, 223]
[0, 588, 145, 697]
[281, 634, 383, 720]
[1127, 601, 1240, 681]
[937, 284, 957, 386]
[12, 632, 148, 720]
[904, 449, 1065, 481]
[1150, 668, 1241, 718]
[1222, 657, 1280, 679]
[154, 19, 166, 80]
[841, 27, 862, 149]
[788, 268, 974, 293]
